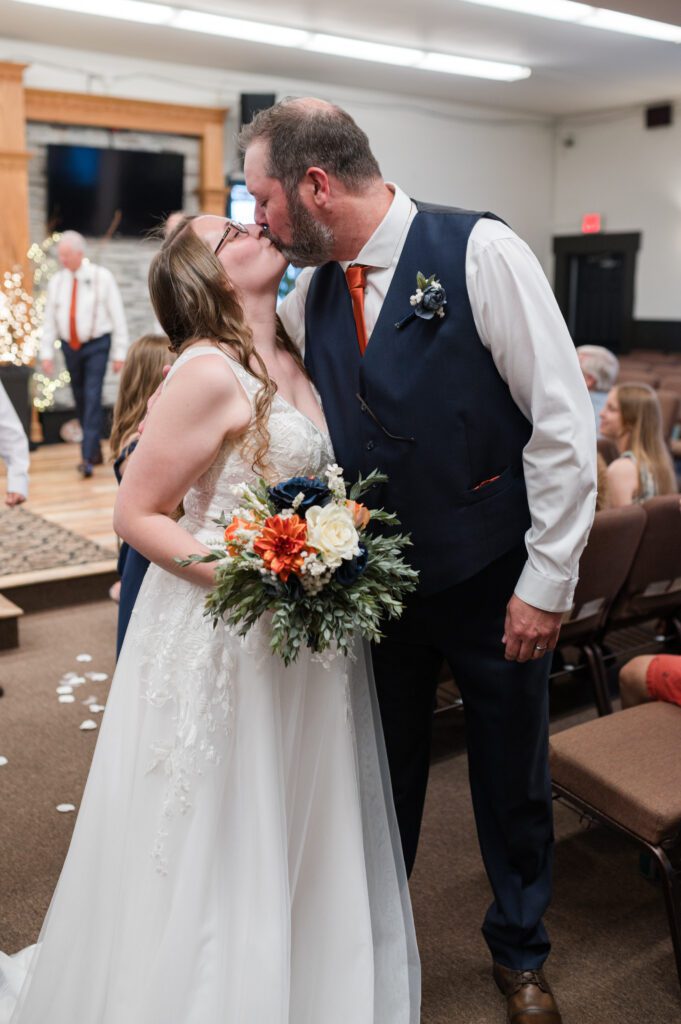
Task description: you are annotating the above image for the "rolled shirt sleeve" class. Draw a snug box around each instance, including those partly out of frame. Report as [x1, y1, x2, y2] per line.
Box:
[466, 220, 597, 613]
[0, 380, 30, 498]
[277, 268, 314, 356]
[103, 269, 129, 362]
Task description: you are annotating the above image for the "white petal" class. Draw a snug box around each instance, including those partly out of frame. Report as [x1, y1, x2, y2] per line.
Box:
[56, 803, 75, 813]
[80, 720, 97, 731]
[90, 704, 106, 713]
[0, 756, 8, 767]
[86, 672, 108, 682]
[56, 686, 73, 695]
[58, 695, 75, 704]
[76, 654, 92, 663]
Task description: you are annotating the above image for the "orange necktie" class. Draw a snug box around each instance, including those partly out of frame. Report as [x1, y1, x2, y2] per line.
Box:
[345, 264, 369, 355]
[68, 276, 81, 351]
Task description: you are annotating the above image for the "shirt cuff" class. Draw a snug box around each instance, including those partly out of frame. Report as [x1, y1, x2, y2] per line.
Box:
[514, 561, 578, 613]
[7, 468, 28, 498]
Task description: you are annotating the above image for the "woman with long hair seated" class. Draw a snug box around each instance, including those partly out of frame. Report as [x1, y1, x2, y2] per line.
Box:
[599, 382, 677, 506]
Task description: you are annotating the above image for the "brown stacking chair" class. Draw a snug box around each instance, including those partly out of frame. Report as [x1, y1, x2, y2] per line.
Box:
[596, 437, 619, 465]
[556, 506, 646, 716]
[606, 495, 681, 633]
[550, 703, 681, 992]
[617, 369, 660, 389]
[656, 390, 681, 443]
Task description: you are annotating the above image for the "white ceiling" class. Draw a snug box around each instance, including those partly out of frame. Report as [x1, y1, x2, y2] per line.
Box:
[1, 0, 681, 115]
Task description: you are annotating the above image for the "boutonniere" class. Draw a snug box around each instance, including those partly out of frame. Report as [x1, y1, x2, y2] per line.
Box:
[395, 272, 447, 329]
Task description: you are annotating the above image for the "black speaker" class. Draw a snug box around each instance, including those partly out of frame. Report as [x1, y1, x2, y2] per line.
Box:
[645, 103, 673, 129]
[240, 93, 276, 129]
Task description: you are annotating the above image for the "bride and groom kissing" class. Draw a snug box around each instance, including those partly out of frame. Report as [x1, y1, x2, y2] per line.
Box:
[0, 98, 595, 1023]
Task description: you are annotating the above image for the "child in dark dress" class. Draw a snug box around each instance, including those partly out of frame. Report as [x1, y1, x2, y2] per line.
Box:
[110, 334, 175, 656]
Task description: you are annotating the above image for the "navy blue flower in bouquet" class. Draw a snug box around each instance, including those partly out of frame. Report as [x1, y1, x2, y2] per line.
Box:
[268, 476, 331, 513]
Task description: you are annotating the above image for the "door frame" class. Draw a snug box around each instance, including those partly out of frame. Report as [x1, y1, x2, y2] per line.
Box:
[553, 232, 641, 352]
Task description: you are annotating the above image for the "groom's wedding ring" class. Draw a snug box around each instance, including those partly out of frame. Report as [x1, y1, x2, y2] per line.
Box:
[534, 643, 547, 651]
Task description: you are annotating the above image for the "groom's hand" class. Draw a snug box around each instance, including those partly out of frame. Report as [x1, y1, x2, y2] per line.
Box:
[502, 594, 562, 663]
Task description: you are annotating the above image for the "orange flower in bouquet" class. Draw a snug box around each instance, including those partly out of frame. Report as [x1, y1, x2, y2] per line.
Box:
[253, 514, 309, 582]
[345, 500, 371, 529]
[224, 516, 259, 555]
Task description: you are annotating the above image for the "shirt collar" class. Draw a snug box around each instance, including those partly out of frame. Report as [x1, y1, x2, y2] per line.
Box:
[341, 184, 415, 271]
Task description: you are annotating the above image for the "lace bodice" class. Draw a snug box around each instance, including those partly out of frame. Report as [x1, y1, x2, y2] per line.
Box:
[164, 346, 335, 531]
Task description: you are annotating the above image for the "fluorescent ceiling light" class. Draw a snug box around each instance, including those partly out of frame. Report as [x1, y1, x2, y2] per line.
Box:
[457, 0, 681, 42]
[15, 0, 176, 21]
[173, 10, 308, 47]
[10, 0, 531, 80]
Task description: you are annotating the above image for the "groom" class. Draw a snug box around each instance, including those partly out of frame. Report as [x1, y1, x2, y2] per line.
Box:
[242, 98, 596, 1022]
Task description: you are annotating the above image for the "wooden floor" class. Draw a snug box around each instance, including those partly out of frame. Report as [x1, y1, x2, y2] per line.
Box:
[1, 442, 118, 551]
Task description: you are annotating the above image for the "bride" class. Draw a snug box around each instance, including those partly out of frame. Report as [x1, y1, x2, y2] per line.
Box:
[0, 216, 420, 1023]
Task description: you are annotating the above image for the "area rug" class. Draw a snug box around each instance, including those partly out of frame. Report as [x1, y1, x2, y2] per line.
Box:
[0, 506, 116, 577]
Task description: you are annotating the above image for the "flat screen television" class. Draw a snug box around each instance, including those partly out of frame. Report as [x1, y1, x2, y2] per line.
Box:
[47, 144, 184, 237]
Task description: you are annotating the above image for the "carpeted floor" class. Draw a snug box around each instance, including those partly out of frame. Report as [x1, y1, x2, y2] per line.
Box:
[0, 506, 116, 576]
[1, 601, 680, 1022]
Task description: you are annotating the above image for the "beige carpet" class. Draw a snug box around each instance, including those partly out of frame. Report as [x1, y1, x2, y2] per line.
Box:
[1, 601, 680, 1022]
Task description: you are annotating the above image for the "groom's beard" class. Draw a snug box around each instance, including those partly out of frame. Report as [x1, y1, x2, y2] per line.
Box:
[267, 193, 335, 268]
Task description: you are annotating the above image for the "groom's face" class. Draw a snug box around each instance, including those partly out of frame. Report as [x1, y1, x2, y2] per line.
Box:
[245, 139, 335, 268]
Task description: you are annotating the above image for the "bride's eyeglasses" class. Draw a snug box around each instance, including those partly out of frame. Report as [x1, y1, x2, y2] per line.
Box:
[214, 219, 249, 257]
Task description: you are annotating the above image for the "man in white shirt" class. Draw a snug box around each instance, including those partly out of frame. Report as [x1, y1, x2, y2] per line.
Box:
[40, 231, 128, 477]
[242, 98, 596, 1023]
[0, 378, 29, 506]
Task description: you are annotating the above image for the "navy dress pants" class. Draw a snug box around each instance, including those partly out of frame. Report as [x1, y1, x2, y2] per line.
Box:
[61, 334, 111, 463]
[371, 544, 553, 971]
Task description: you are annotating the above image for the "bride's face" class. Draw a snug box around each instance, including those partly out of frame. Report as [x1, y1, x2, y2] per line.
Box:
[191, 215, 286, 296]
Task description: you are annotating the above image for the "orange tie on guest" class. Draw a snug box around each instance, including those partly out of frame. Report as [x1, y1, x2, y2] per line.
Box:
[68, 276, 81, 351]
[345, 264, 369, 355]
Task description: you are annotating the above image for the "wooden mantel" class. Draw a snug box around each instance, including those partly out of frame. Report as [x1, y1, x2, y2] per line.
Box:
[0, 62, 229, 277]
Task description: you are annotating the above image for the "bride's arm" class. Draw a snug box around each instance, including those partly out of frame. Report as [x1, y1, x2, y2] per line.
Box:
[113, 355, 251, 588]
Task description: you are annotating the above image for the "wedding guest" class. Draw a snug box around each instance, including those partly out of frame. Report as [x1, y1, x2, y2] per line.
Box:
[109, 333, 174, 656]
[599, 383, 677, 506]
[0, 378, 29, 507]
[40, 231, 129, 478]
[577, 344, 619, 423]
[619, 654, 681, 709]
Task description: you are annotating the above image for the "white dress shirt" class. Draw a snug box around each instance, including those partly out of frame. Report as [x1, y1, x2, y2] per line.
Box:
[0, 379, 29, 498]
[40, 261, 129, 363]
[278, 185, 597, 613]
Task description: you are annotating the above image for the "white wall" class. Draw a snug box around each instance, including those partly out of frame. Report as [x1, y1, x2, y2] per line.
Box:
[0, 37, 555, 268]
[553, 106, 681, 320]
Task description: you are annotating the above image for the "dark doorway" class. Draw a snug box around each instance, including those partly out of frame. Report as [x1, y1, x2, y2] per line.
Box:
[553, 233, 640, 353]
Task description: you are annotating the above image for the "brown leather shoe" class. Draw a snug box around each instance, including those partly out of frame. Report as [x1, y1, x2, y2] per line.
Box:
[493, 963, 563, 1023]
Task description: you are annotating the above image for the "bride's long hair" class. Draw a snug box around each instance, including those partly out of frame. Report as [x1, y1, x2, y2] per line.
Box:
[148, 216, 307, 476]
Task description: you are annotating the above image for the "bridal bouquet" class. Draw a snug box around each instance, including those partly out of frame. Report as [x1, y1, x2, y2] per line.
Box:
[179, 465, 418, 665]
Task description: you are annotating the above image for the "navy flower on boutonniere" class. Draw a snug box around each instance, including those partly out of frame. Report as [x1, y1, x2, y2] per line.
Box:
[410, 272, 447, 320]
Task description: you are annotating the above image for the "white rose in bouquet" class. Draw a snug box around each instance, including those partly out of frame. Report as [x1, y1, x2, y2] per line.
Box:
[305, 504, 361, 570]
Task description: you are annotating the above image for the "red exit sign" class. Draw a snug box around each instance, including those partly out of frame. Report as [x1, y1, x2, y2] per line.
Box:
[581, 213, 602, 234]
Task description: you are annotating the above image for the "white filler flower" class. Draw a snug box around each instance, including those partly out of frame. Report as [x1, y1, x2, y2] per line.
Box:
[305, 504, 360, 570]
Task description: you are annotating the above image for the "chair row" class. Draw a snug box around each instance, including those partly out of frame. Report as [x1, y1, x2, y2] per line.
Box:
[557, 495, 681, 715]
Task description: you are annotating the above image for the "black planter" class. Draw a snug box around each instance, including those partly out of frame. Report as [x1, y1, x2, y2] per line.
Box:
[0, 364, 32, 441]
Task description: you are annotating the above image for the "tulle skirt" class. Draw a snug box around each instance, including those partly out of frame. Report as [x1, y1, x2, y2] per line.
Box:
[0, 554, 420, 1023]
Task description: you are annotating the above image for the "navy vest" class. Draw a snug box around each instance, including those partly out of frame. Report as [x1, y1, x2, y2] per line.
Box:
[304, 202, 532, 595]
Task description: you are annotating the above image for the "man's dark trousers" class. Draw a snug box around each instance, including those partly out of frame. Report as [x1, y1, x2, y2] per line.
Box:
[371, 543, 553, 971]
[61, 334, 111, 464]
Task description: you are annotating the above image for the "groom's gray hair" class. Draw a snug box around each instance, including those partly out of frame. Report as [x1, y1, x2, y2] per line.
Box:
[238, 97, 382, 194]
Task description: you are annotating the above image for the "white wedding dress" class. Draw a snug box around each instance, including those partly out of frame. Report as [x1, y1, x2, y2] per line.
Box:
[0, 347, 420, 1024]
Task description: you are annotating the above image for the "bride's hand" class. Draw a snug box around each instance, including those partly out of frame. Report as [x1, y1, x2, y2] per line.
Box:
[138, 365, 172, 434]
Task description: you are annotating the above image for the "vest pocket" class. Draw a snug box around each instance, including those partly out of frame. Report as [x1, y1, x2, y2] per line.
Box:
[462, 464, 518, 504]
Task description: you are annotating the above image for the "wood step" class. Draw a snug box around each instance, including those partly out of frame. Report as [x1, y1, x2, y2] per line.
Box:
[0, 560, 118, 613]
[0, 594, 23, 650]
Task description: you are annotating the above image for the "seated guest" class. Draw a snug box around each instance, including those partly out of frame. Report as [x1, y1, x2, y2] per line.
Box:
[577, 344, 620, 424]
[619, 654, 681, 709]
[599, 383, 677, 506]
[109, 333, 174, 656]
[0, 378, 29, 507]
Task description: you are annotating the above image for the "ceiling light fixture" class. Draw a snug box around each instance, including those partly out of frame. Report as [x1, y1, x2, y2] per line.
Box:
[456, 0, 681, 43]
[11, 0, 532, 81]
